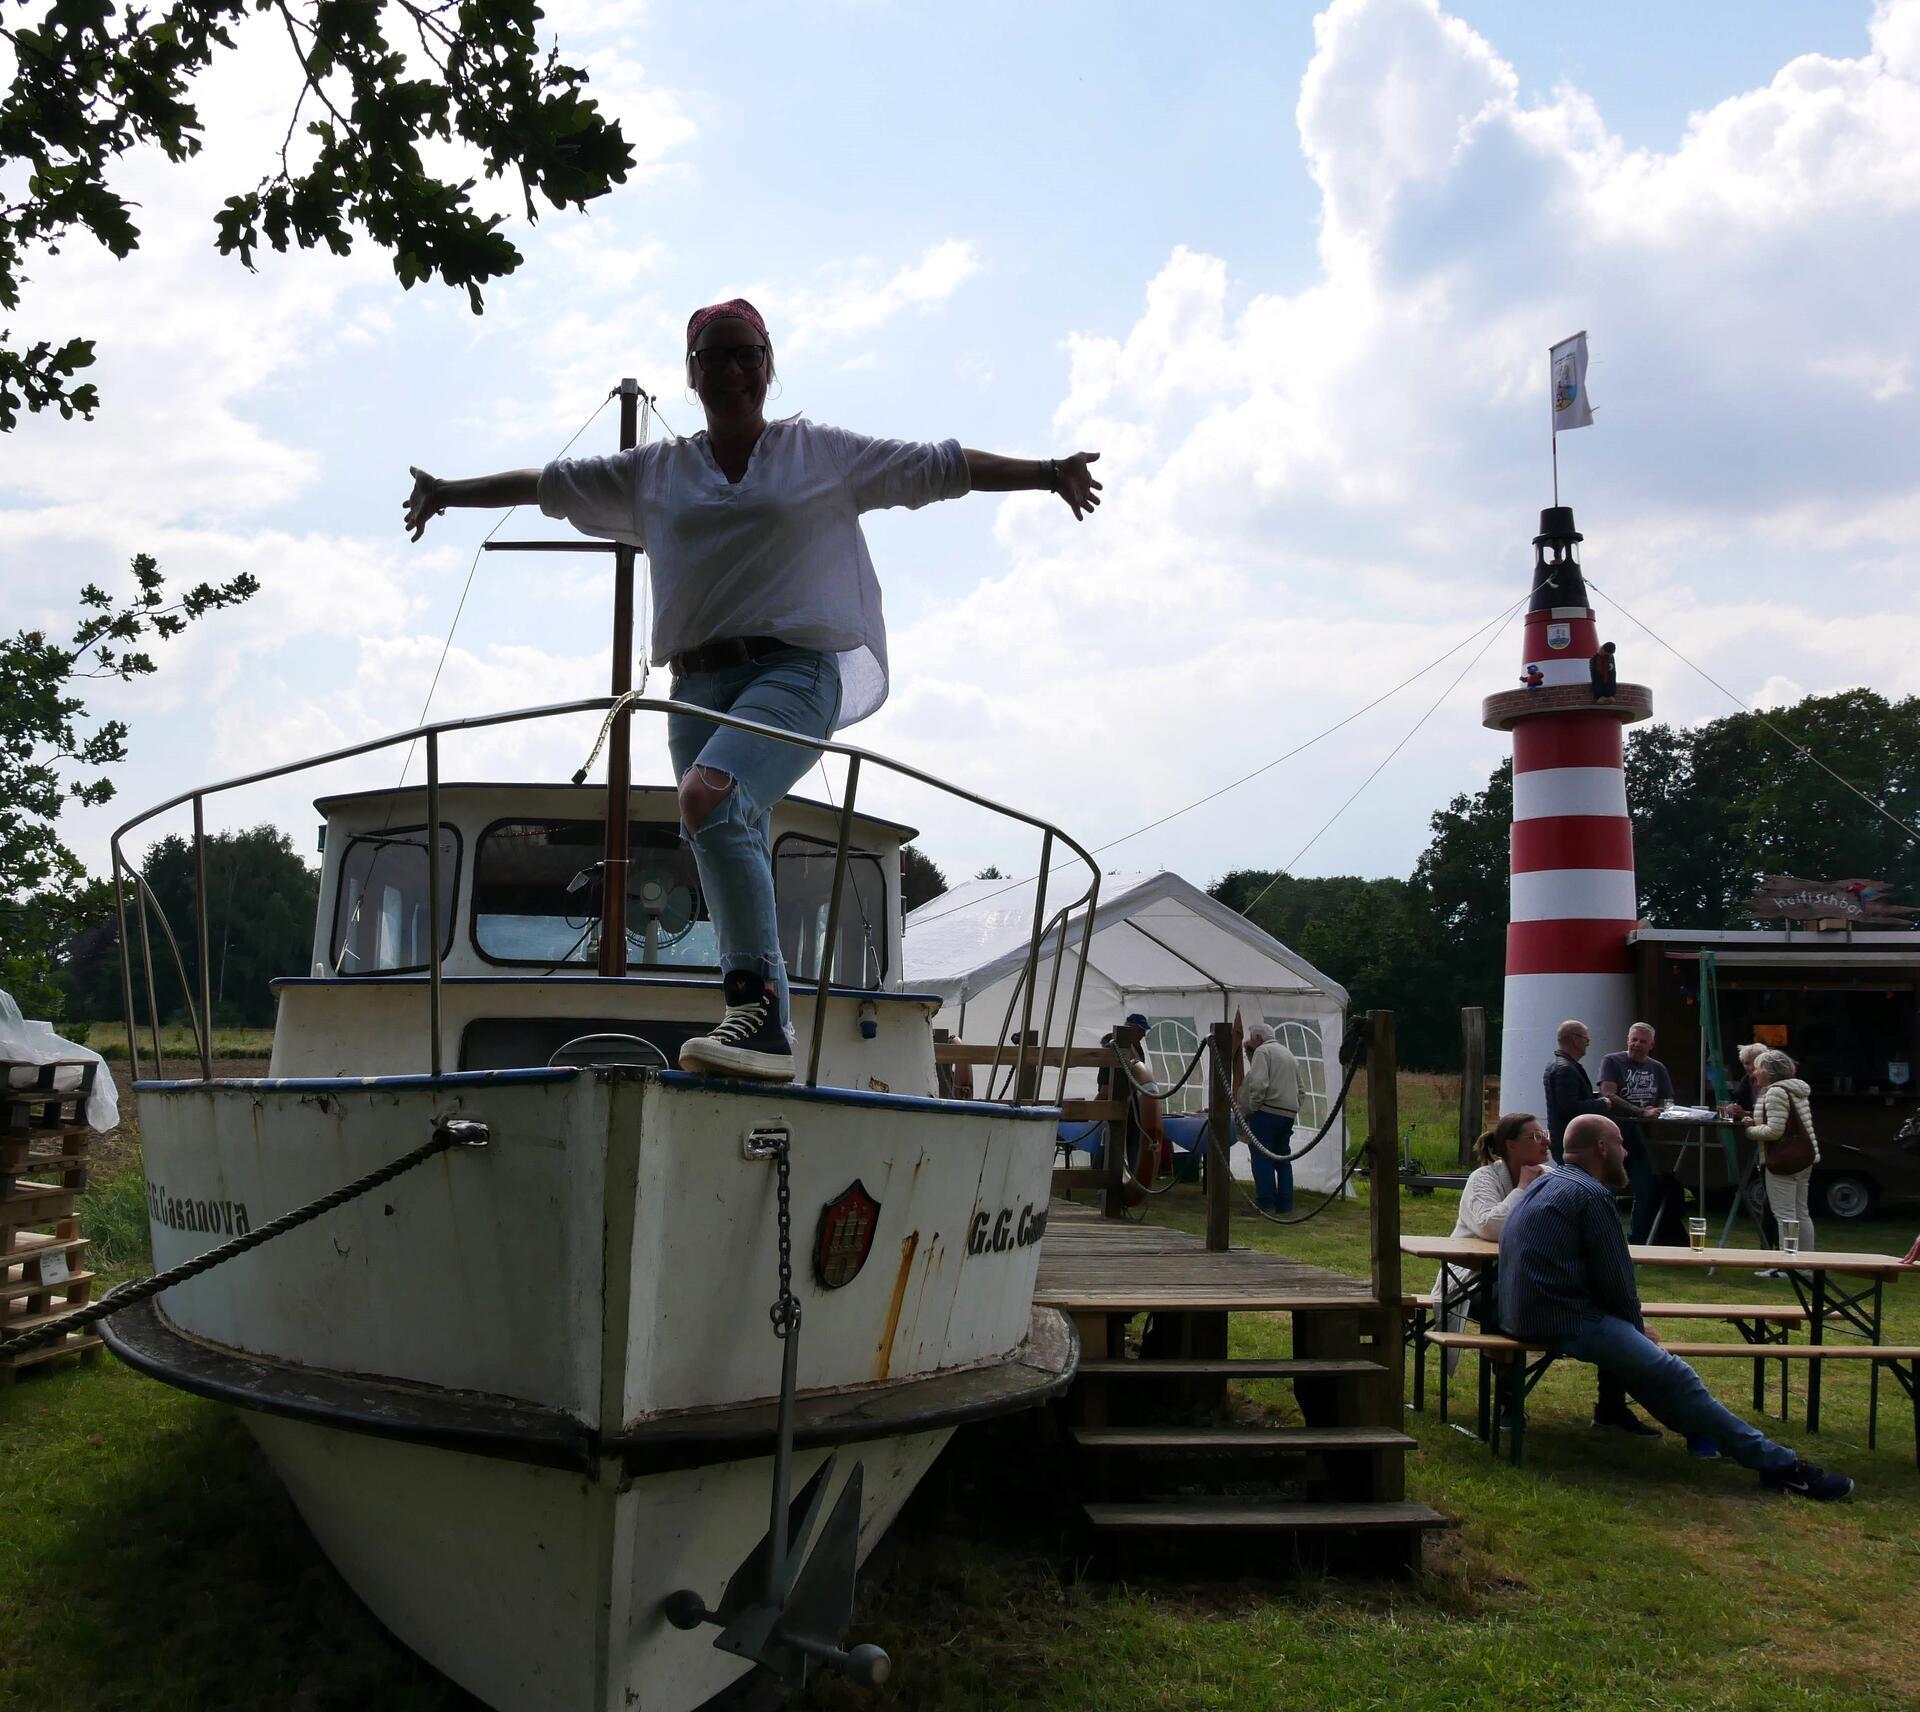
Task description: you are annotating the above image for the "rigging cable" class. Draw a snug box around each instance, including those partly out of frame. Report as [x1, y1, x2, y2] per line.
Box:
[908, 569, 1556, 933]
[1586, 575, 1920, 849]
[393, 386, 623, 791]
[1234, 582, 1528, 922]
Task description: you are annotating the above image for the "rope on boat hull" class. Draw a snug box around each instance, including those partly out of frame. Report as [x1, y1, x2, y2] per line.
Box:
[1, 1119, 490, 1362]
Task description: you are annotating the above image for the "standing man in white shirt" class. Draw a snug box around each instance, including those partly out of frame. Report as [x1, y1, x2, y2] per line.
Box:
[403, 298, 1101, 1081]
[1238, 1021, 1301, 1213]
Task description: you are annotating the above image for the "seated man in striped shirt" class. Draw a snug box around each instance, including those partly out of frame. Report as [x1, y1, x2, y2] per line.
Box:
[1497, 1114, 1853, 1501]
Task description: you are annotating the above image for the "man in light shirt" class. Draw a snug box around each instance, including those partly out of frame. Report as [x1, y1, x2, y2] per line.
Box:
[1238, 1022, 1301, 1214]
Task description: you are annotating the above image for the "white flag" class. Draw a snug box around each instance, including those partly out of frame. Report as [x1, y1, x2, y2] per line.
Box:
[1551, 331, 1593, 431]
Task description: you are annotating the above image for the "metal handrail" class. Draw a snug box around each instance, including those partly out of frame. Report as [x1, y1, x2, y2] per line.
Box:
[109, 694, 1102, 1101]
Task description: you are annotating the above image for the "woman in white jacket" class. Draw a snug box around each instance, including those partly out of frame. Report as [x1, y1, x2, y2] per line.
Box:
[1743, 1048, 1820, 1255]
[1433, 1114, 1551, 1373]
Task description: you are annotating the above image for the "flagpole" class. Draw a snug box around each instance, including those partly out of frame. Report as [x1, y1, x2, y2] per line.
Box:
[1549, 341, 1558, 506]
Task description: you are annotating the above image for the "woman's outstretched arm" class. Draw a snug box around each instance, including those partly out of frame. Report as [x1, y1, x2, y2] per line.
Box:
[963, 449, 1102, 521]
[403, 466, 544, 541]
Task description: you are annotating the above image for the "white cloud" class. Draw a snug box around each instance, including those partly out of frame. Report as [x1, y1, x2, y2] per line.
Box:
[876, 0, 1920, 878]
[772, 241, 984, 353]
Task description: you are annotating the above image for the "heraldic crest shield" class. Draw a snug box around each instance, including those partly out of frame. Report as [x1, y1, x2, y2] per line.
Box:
[814, 1180, 882, 1289]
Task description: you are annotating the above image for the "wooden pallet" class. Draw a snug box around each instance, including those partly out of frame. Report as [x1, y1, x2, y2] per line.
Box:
[0, 1072, 99, 1382]
[3, 1057, 99, 1134]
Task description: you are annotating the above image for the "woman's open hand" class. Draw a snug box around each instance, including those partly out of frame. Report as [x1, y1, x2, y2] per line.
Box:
[404, 466, 446, 541]
[1054, 451, 1102, 521]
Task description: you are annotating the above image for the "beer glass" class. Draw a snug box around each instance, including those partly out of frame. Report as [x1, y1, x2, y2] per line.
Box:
[1688, 1217, 1708, 1252]
[1780, 1218, 1801, 1257]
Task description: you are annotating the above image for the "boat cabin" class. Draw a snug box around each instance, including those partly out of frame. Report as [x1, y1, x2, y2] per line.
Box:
[269, 781, 940, 1092]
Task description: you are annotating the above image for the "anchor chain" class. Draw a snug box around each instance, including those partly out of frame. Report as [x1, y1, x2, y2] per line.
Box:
[769, 1135, 801, 1340]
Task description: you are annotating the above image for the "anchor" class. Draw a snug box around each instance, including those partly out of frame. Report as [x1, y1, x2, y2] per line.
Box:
[661, 1132, 891, 1692]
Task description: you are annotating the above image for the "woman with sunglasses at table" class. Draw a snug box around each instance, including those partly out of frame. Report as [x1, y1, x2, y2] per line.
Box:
[402, 298, 1102, 1081]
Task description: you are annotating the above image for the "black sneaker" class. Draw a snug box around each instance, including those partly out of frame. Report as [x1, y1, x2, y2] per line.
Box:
[678, 972, 796, 1081]
[1591, 1406, 1661, 1438]
[1760, 1457, 1854, 1502]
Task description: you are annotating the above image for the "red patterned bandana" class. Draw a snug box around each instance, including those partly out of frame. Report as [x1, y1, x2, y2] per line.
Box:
[686, 297, 769, 349]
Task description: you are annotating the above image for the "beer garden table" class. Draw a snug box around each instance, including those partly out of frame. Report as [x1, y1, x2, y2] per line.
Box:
[1401, 1233, 1913, 1432]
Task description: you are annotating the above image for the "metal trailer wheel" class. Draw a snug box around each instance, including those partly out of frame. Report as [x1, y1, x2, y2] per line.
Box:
[1820, 1173, 1877, 1221]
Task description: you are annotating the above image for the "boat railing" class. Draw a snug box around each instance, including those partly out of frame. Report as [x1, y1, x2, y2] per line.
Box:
[108, 694, 1101, 1101]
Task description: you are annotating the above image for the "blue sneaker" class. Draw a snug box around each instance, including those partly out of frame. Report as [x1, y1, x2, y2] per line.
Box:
[1760, 1457, 1853, 1502]
[1686, 1434, 1721, 1460]
[678, 972, 795, 1081]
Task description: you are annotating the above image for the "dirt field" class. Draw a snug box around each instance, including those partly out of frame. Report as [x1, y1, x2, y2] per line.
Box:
[91, 1059, 273, 1176]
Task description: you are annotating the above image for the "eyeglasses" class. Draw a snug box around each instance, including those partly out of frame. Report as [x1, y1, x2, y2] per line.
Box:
[692, 344, 768, 373]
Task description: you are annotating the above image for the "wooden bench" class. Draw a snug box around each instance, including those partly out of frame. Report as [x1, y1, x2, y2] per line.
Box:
[1407, 1294, 1805, 1417]
[1424, 1330, 1920, 1468]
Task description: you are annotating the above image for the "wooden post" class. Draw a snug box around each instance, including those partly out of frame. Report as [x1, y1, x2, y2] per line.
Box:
[1011, 1029, 1040, 1105]
[1367, 1010, 1405, 1465]
[1206, 1021, 1233, 1252]
[1459, 1006, 1486, 1168]
[1101, 1029, 1130, 1220]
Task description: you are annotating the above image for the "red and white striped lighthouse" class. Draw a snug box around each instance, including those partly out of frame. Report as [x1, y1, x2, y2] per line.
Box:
[1481, 506, 1653, 1103]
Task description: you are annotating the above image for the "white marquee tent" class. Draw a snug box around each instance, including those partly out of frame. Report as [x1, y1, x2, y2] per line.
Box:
[903, 870, 1352, 1195]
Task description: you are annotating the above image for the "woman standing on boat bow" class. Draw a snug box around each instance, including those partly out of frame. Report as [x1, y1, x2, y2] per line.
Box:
[402, 298, 1102, 1081]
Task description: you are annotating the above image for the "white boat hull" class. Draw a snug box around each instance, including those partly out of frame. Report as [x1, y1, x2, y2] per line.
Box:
[250, 1412, 947, 1711]
[112, 1065, 1072, 1710]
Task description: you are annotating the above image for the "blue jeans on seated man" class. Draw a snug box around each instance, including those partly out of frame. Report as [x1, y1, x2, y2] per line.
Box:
[1246, 1110, 1295, 1213]
[667, 647, 843, 1036]
[1553, 1309, 1795, 1472]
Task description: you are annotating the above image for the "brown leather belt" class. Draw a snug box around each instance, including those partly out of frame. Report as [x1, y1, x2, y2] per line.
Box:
[669, 635, 789, 677]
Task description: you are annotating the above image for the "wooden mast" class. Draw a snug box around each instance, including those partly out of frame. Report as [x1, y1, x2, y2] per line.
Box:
[598, 377, 642, 975]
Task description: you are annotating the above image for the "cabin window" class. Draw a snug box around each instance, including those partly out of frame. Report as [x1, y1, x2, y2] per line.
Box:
[1266, 1018, 1331, 1133]
[772, 835, 888, 989]
[472, 820, 716, 968]
[1144, 1017, 1203, 1113]
[329, 825, 461, 975]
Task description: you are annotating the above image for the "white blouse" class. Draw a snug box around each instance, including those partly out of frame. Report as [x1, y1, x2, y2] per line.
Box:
[1451, 1159, 1539, 1241]
[538, 415, 970, 728]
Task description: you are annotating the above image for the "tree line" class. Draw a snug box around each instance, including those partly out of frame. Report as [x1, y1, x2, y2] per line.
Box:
[1212, 688, 1920, 1069]
[15, 691, 1920, 1040]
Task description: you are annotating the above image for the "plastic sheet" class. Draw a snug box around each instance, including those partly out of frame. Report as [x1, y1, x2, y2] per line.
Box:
[0, 989, 120, 1132]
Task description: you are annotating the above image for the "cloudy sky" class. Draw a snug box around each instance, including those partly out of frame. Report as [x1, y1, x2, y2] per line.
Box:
[6, 0, 1919, 899]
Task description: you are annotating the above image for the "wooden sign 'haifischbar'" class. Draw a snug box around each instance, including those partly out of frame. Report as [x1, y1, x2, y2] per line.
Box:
[1744, 875, 1920, 925]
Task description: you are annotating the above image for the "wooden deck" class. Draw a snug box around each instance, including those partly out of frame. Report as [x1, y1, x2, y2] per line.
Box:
[1035, 1201, 1376, 1314]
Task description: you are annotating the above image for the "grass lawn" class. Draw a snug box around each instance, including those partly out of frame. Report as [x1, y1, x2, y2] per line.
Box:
[6, 1092, 1919, 1710]
[80, 1023, 277, 1062]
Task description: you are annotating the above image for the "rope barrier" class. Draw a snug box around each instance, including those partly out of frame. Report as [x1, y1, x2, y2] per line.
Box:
[0, 1119, 490, 1362]
[1110, 1037, 1207, 1101]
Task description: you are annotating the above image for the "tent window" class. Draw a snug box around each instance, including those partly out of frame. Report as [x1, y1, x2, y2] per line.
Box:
[1267, 1019, 1329, 1132]
[1144, 1017, 1203, 1114]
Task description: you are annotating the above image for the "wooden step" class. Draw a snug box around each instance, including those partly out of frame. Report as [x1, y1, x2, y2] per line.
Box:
[1075, 1425, 1415, 1454]
[1086, 1499, 1448, 1534]
[1078, 1357, 1384, 1380]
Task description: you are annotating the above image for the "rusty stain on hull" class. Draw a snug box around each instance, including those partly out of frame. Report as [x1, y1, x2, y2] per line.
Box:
[873, 1230, 920, 1380]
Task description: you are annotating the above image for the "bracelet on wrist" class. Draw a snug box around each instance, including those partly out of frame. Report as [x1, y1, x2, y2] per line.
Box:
[1044, 458, 1059, 494]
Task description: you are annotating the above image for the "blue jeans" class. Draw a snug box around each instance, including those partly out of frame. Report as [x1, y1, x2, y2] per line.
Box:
[1624, 1128, 1662, 1244]
[1554, 1310, 1795, 1472]
[1246, 1111, 1295, 1213]
[667, 647, 842, 1031]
